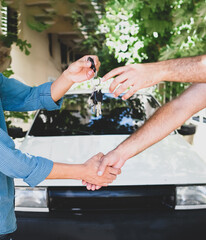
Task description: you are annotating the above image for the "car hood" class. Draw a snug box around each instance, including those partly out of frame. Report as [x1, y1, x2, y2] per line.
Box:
[15, 134, 206, 186]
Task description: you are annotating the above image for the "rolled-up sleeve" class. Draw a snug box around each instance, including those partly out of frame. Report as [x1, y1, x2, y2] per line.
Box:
[0, 129, 53, 187]
[38, 82, 63, 110]
[0, 73, 63, 112]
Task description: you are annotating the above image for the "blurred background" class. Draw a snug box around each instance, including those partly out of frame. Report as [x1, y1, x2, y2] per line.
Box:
[0, 0, 205, 157]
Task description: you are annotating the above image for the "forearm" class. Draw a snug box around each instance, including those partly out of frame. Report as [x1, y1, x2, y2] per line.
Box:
[51, 71, 74, 102]
[50, 56, 99, 102]
[158, 55, 206, 83]
[47, 156, 119, 186]
[46, 162, 85, 180]
[115, 83, 206, 161]
[115, 100, 182, 161]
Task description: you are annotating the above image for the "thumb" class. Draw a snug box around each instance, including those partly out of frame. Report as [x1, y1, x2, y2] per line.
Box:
[69, 60, 91, 73]
[97, 157, 108, 176]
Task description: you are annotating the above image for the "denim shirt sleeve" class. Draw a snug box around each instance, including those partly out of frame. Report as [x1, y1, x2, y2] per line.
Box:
[0, 129, 53, 187]
[0, 73, 63, 111]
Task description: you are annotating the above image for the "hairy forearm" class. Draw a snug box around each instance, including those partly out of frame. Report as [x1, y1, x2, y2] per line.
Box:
[115, 100, 183, 161]
[46, 162, 85, 180]
[159, 55, 206, 83]
[115, 83, 206, 161]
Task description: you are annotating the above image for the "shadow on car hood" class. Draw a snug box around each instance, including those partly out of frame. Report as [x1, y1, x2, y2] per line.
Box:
[15, 134, 206, 186]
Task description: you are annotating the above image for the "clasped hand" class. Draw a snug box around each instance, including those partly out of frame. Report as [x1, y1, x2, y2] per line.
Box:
[82, 152, 121, 189]
[82, 150, 126, 191]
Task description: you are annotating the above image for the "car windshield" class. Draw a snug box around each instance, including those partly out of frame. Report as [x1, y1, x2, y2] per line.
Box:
[28, 93, 159, 136]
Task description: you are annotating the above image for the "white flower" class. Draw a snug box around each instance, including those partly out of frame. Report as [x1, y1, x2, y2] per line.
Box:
[120, 43, 128, 52]
[120, 35, 130, 41]
[153, 32, 158, 38]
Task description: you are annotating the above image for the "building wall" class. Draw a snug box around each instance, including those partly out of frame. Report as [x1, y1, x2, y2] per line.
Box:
[10, 8, 62, 86]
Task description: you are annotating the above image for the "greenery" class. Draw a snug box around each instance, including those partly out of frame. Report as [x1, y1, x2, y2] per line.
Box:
[0, 0, 32, 55]
[100, 0, 173, 64]
[72, 0, 125, 77]
[0, 0, 32, 127]
[4, 111, 30, 129]
[159, 0, 206, 102]
[160, 0, 206, 60]
[26, 16, 50, 33]
[1, 0, 205, 104]
[2, 67, 13, 78]
[77, 0, 206, 103]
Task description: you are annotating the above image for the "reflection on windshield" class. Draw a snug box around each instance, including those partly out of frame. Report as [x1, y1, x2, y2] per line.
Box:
[29, 93, 159, 136]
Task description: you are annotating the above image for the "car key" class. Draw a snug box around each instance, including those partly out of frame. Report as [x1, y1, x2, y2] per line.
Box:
[90, 88, 98, 113]
[87, 57, 96, 73]
[89, 89, 102, 116]
[96, 89, 103, 116]
[87, 57, 103, 117]
[90, 89, 102, 116]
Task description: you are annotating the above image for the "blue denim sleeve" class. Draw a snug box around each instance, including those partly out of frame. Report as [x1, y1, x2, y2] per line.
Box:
[0, 129, 53, 187]
[0, 73, 63, 111]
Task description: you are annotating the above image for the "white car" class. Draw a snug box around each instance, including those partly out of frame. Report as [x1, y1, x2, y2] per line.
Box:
[14, 91, 206, 240]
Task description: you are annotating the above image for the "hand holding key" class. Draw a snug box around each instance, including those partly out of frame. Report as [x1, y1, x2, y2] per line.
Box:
[51, 55, 100, 102]
[64, 55, 101, 83]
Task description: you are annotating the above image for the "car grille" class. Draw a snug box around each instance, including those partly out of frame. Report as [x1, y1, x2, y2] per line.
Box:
[48, 186, 176, 212]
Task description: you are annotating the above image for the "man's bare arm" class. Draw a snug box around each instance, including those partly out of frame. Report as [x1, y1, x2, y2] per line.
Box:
[161, 55, 206, 83]
[97, 83, 206, 175]
[46, 153, 120, 187]
[102, 55, 206, 100]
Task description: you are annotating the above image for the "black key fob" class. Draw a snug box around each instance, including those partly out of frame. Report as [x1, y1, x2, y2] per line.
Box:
[96, 90, 103, 102]
[87, 57, 96, 73]
[91, 91, 98, 105]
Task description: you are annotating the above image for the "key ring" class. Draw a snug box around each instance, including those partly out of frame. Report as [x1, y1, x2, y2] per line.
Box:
[87, 57, 101, 87]
[91, 75, 101, 89]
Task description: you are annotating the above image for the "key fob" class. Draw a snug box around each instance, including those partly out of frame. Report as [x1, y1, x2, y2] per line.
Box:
[87, 57, 96, 73]
[96, 90, 103, 102]
[91, 91, 98, 105]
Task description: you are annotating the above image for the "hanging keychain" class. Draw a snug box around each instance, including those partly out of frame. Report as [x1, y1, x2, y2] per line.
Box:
[87, 57, 103, 117]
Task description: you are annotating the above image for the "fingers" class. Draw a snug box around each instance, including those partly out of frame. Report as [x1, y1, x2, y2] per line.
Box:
[91, 184, 96, 191]
[90, 184, 101, 191]
[108, 170, 117, 180]
[96, 152, 104, 159]
[69, 60, 91, 72]
[83, 55, 101, 72]
[109, 74, 129, 94]
[122, 86, 138, 100]
[113, 78, 134, 98]
[102, 66, 127, 82]
[86, 183, 92, 190]
[108, 167, 121, 175]
[97, 156, 109, 177]
[82, 180, 87, 185]
[69, 55, 100, 80]
[85, 183, 102, 191]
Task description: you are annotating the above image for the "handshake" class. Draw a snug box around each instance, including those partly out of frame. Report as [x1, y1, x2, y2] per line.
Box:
[48, 55, 135, 189]
[47, 148, 127, 191]
[81, 150, 126, 191]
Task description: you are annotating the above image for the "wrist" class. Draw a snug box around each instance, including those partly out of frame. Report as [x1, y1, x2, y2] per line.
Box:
[75, 164, 86, 180]
[115, 136, 140, 162]
[156, 60, 171, 82]
[63, 69, 75, 84]
[149, 62, 165, 84]
[113, 147, 128, 164]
